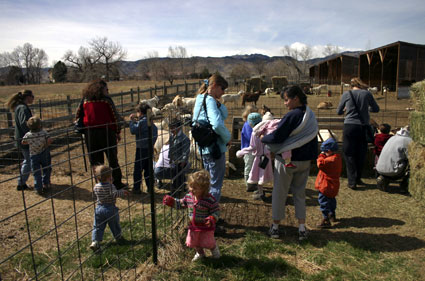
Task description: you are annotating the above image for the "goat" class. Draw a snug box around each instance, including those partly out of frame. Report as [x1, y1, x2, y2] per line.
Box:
[241, 91, 261, 106]
[264, 88, 273, 96]
[151, 106, 162, 116]
[140, 95, 160, 108]
[368, 87, 378, 95]
[260, 104, 272, 115]
[172, 95, 197, 110]
[221, 92, 242, 104]
[317, 101, 333, 109]
[312, 85, 327, 95]
[161, 102, 177, 113]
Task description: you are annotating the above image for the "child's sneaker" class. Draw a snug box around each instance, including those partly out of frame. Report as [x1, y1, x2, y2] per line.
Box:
[284, 162, 296, 168]
[329, 213, 337, 223]
[211, 246, 220, 259]
[298, 230, 308, 241]
[252, 192, 265, 201]
[268, 225, 280, 239]
[192, 252, 205, 262]
[90, 241, 100, 251]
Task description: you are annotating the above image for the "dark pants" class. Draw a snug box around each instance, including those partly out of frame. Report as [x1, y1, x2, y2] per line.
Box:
[154, 164, 186, 193]
[343, 124, 368, 186]
[133, 148, 151, 191]
[85, 128, 123, 187]
[318, 192, 337, 219]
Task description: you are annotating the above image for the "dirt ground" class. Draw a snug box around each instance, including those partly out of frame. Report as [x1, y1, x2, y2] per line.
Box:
[0, 91, 420, 280]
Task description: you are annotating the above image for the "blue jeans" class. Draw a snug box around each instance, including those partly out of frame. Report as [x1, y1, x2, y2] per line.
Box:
[30, 148, 52, 191]
[202, 152, 226, 203]
[133, 148, 151, 191]
[92, 204, 121, 242]
[18, 147, 31, 186]
[318, 192, 337, 219]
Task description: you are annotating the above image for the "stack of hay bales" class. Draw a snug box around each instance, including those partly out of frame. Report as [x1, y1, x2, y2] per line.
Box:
[245, 77, 267, 92]
[271, 76, 289, 92]
[408, 80, 425, 206]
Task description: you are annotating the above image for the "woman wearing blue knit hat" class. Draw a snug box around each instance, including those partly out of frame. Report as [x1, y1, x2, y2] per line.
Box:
[315, 138, 342, 228]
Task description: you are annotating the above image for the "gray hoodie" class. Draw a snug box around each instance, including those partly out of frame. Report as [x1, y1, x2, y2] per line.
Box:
[376, 127, 412, 177]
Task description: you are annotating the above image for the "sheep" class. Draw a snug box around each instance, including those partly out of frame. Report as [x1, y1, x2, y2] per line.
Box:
[317, 101, 333, 109]
[140, 95, 160, 108]
[312, 85, 327, 95]
[221, 92, 242, 104]
[172, 95, 197, 110]
[241, 91, 262, 106]
[264, 88, 274, 96]
[368, 87, 378, 95]
[238, 90, 245, 95]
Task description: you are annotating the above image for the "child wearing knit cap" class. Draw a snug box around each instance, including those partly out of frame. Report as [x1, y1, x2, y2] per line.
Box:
[253, 112, 296, 168]
[236, 113, 273, 200]
[315, 138, 342, 228]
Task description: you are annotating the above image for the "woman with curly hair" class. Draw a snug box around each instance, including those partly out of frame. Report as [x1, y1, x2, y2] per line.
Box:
[75, 79, 127, 189]
[7, 90, 35, 190]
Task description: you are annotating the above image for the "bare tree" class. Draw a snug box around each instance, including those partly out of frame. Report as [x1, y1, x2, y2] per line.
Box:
[252, 60, 267, 76]
[89, 37, 126, 81]
[3, 43, 48, 84]
[323, 43, 340, 57]
[230, 63, 252, 81]
[282, 45, 303, 82]
[299, 45, 313, 76]
[140, 51, 162, 81]
[168, 45, 188, 80]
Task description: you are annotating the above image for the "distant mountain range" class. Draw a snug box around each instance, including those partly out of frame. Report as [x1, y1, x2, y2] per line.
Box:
[1, 51, 362, 83]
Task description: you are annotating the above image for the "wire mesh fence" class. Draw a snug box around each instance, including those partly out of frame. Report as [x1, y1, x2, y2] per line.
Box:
[0, 82, 202, 280]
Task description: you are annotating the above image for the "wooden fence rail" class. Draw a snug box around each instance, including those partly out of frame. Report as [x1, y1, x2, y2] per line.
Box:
[0, 80, 200, 151]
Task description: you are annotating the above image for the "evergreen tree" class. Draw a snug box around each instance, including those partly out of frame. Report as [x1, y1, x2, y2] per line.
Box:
[52, 61, 67, 82]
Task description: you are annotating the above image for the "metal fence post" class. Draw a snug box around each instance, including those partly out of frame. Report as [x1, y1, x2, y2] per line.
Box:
[38, 99, 42, 119]
[147, 108, 158, 264]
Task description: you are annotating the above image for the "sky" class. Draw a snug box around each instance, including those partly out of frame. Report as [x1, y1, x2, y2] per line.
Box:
[1, 0, 425, 66]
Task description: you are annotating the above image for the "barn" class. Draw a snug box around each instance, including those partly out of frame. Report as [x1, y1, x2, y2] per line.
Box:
[359, 41, 425, 96]
[309, 54, 359, 85]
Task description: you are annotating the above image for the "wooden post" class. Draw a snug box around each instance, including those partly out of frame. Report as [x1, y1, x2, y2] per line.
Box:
[185, 81, 188, 97]
[38, 99, 42, 119]
[154, 84, 157, 96]
[137, 86, 141, 102]
[150, 87, 153, 99]
[130, 88, 134, 105]
[163, 81, 167, 96]
[66, 95, 72, 118]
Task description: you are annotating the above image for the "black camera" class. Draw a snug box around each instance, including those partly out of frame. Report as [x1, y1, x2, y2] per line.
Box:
[258, 155, 269, 169]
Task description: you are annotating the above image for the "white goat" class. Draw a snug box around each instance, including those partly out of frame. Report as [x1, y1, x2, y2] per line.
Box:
[221, 92, 242, 104]
[312, 85, 327, 95]
[172, 95, 197, 110]
[151, 107, 162, 116]
[264, 88, 274, 96]
[140, 95, 160, 108]
[162, 102, 177, 113]
[238, 90, 246, 95]
[368, 87, 378, 95]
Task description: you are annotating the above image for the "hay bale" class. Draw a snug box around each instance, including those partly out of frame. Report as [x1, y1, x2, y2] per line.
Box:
[410, 111, 425, 146]
[271, 76, 288, 92]
[410, 80, 425, 112]
[245, 77, 267, 92]
[408, 142, 425, 206]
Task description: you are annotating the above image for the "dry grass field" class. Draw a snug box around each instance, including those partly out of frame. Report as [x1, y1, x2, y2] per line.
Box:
[0, 81, 421, 280]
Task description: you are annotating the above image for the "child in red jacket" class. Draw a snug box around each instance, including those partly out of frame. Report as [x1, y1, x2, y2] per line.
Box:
[374, 123, 392, 166]
[315, 138, 342, 228]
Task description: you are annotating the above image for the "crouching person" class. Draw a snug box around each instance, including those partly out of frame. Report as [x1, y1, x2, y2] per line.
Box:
[375, 126, 412, 193]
